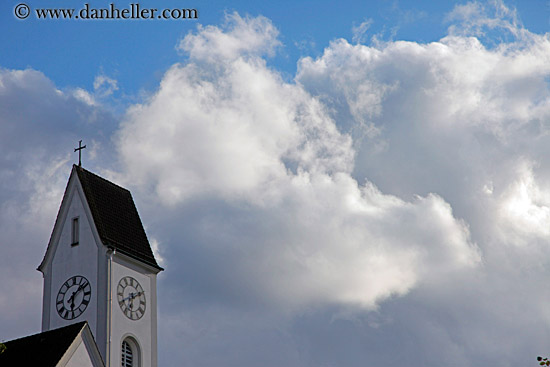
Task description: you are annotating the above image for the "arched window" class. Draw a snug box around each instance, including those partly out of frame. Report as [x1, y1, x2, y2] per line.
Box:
[121, 338, 140, 367]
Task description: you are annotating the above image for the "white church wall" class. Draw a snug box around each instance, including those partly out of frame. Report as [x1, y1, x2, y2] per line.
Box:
[109, 256, 157, 367]
[47, 185, 99, 335]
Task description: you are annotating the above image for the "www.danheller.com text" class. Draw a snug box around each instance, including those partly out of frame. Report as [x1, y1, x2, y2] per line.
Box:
[33, 3, 198, 20]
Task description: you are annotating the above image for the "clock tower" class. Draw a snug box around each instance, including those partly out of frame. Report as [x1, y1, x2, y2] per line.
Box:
[38, 165, 163, 367]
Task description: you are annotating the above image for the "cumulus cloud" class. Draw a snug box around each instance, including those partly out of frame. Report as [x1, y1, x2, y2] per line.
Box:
[296, 2, 550, 228]
[116, 5, 550, 365]
[497, 160, 550, 245]
[4, 1, 550, 366]
[285, 3, 550, 364]
[117, 12, 480, 316]
[0, 68, 117, 340]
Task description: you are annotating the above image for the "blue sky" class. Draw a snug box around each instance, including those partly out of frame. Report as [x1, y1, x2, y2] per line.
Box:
[3, 0, 548, 95]
[3, 1, 550, 366]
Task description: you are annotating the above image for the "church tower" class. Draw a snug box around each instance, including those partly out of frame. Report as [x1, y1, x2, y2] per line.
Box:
[38, 164, 163, 367]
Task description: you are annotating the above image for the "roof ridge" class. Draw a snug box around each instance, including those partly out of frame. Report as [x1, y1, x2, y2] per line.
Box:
[73, 164, 130, 193]
[3, 321, 86, 343]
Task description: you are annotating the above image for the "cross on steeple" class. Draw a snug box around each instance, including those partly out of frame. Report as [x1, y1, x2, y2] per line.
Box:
[74, 140, 86, 167]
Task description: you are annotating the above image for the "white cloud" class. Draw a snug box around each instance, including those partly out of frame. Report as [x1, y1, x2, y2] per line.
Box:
[445, 0, 523, 39]
[93, 74, 119, 97]
[117, 14, 480, 315]
[352, 18, 373, 44]
[282, 6, 550, 364]
[498, 161, 550, 244]
[72, 88, 97, 106]
[118, 50, 353, 204]
[0, 68, 118, 340]
[177, 12, 281, 62]
[140, 8, 550, 365]
[5, 3, 550, 366]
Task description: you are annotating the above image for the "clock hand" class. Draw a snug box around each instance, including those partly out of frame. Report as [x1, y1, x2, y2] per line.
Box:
[122, 290, 145, 310]
[67, 283, 88, 310]
[75, 283, 86, 295]
[122, 290, 145, 302]
[67, 284, 84, 303]
[122, 292, 136, 309]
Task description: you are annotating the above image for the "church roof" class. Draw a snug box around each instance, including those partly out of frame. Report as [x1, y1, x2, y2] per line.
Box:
[74, 165, 163, 271]
[0, 322, 90, 366]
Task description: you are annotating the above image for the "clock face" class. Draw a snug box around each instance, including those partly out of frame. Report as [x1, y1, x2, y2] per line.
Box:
[56, 275, 91, 320]
[117, 276, 146, 320]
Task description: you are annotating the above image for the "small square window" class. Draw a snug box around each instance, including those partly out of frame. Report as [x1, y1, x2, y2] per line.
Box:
[71, 217, 79, 246]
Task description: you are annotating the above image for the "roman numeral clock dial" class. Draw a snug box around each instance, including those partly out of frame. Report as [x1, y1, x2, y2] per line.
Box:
[117, 276, 146, 320]
[56, 275, 91, 320]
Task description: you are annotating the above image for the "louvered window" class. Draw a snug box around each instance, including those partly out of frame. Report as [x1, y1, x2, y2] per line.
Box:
[122, 340, 133, 367]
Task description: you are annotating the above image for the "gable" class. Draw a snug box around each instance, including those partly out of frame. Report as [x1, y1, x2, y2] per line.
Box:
[0, 322, 104, 367]
[62, 339, 96, 367]
[38, 167, 101, 274]
[60, 324, 105, 367]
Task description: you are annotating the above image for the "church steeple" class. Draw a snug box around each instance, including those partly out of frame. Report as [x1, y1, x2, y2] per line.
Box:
[38, 165, 162, 367]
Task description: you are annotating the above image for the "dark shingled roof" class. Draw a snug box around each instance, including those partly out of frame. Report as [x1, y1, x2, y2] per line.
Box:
[74, 165, 162, 271]
[0, 322, 87, 367]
